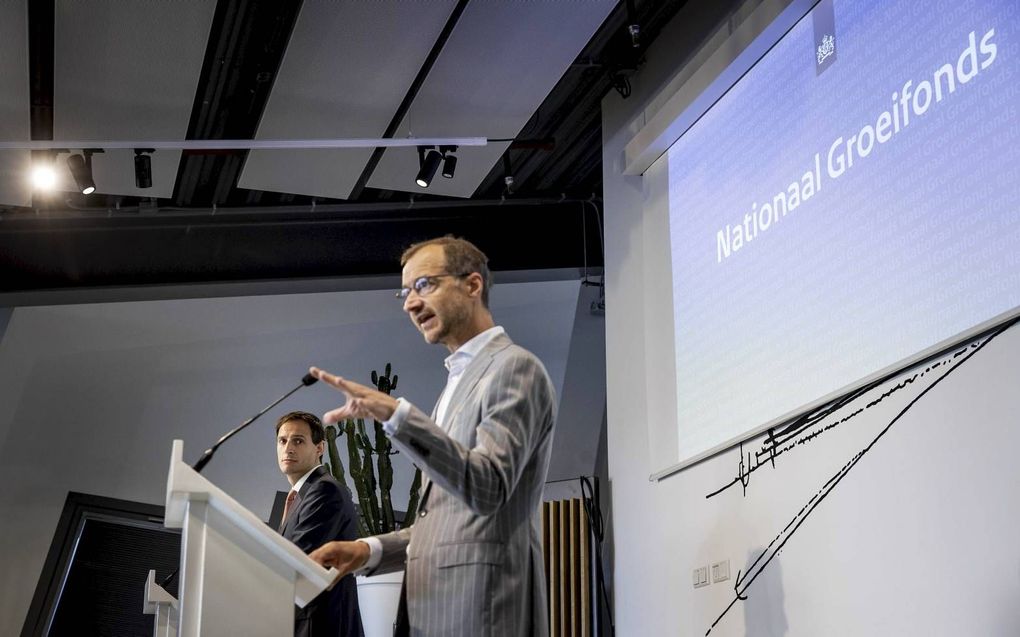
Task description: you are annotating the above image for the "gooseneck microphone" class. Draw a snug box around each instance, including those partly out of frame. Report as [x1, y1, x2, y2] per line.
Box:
[191, 372, 319, 473]
[157, 374, 319, 589]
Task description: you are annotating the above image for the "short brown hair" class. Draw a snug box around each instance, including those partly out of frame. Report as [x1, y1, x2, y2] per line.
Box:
[275, 411, 325, 445]
[401, 235, 492, 307]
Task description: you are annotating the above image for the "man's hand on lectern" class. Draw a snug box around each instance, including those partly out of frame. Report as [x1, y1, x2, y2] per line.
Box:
[309, 540, 371, 577]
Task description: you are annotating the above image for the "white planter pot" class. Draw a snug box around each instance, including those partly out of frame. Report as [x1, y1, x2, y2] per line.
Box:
[356, 570, 403, 637]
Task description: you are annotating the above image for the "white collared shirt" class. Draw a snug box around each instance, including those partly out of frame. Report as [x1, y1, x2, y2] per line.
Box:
[290, 463, 321, 493]
[382, 325, 505, 434]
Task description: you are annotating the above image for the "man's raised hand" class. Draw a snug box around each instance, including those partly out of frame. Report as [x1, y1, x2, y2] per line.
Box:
[309, 366, 399, 423]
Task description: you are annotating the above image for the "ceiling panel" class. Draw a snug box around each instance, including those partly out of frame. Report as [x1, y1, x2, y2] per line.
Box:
[0, 151, 31, 208]
[52, 0, 216, 198]
[0, 2, 31, 208]
[238, 1, 457, 200]
[367, 0, 617, 198]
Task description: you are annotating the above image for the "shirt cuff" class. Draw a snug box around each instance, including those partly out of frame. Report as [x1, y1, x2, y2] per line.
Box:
[357, 537, 383, 574]
[382, 397, 411, 435]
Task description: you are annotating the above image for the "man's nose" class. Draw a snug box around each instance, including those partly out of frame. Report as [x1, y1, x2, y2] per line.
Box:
[403, 293, 423, 313]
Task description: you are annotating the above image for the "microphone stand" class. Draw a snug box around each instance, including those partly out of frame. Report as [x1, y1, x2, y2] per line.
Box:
[161, 373, 320, 589]
[192, 372, 319, 472]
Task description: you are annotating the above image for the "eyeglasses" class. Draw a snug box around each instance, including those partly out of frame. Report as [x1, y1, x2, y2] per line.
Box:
[395, 272, 471, 301]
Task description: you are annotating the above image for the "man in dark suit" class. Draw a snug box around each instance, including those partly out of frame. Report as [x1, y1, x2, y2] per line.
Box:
[276, 411, 365, 637]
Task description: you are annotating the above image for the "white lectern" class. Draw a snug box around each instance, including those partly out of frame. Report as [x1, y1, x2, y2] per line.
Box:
[162, 439, 339, 636]
[143, 569, 178, 637]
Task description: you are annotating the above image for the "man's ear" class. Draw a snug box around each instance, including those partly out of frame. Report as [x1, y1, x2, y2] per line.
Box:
[464, 272, 484, 299]
[316, 440, 326, 460]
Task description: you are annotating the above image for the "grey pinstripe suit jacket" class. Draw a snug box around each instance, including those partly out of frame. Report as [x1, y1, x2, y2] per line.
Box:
[367, 331, 555, 637]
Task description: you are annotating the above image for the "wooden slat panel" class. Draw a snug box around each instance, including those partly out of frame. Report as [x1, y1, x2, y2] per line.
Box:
[563, 499, 571, 635]
[542, 502, 552, 634]
[580, 498, 591, 637]
[569, 498, 579, 636]
[548, 501, 560, 637]
[542, 501, 550, 579]
[564, 499, 572, 637]
[543, 497, 592, 636]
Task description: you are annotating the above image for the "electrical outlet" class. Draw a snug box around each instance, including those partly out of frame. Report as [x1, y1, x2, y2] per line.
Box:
[693, 566, 709, 588]
[711, 560, 730, 583]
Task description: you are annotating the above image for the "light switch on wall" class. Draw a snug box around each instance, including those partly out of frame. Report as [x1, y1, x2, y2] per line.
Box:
[693, 566, 710, 588]
[711, 560, 730, 583]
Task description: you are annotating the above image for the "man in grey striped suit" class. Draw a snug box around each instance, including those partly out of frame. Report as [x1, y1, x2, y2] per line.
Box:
[309, 236, 556, 637]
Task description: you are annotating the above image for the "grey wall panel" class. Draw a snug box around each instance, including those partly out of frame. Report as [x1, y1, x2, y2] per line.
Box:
[0, 2, 31, 208]
[52, 0, 216, 198]
[367, 0, 616, 197]
[238, 1, 457, 200]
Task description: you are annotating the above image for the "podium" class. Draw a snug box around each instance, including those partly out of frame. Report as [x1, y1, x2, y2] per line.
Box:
[143, 569, 178, 637]
[155, 440, 339, 636]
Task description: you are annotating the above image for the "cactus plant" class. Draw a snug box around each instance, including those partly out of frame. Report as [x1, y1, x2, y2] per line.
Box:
[325, 363, 422, 535]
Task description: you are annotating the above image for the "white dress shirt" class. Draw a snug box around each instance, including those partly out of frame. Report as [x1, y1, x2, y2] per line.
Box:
[290, 464, 321, 493]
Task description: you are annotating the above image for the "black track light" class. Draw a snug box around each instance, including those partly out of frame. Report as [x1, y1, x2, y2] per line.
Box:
[626, 0, 640, 48]
[66, 153, 96, 195]
[628, 23, 641, 48]
[441, 153, 457, 179]
[134, 149, 153, 189]
[416, 149, 442, 188]
[437, 145, 458, 179]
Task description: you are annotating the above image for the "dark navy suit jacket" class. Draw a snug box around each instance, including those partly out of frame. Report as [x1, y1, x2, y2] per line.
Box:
[280, 465, 365, 637]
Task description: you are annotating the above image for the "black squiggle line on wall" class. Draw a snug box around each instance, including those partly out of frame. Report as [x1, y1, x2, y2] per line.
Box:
[706, 338, 983, 500]
[703, 318, 1017, 635]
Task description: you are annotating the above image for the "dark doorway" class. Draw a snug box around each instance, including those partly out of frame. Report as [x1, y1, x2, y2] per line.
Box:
[22, 492, 180, 637]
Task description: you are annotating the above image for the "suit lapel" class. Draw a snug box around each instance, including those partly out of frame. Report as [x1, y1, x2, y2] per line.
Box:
[299, 465, 327, 495]
[418, 399, 442, 507]
[442, 332, 512, 437]
[280, 465, 325, 536]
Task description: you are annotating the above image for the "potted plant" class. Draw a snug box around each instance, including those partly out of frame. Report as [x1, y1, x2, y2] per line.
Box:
[322, 363, 420, 636]
[323, 363, 422, 534]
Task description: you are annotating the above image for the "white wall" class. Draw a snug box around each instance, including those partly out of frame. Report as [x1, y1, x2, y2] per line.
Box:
[548, 282, 606, 483]
[602, 1, 1020, 635]
[0, 279, 580, 636]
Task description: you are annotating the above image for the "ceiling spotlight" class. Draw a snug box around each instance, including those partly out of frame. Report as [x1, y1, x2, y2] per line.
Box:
[30, 163, 58, 191]
[441, 153, 457, 179]
[502, 155, 514, 195]
[67, 152, 96, 195]
[134, 149, 153, 188]
[628, 23, 641, 48]
[415, 148, 442, 188]
[439, 145, 458, 179]
[626, 0, 641, 48]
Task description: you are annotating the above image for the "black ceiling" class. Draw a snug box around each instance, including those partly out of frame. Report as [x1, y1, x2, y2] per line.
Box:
[3, 0, 691, 299]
